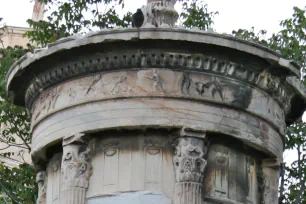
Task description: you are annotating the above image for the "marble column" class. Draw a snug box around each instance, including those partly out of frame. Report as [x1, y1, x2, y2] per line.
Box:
[36, 170, 47, 204]
[60, 133, 92, 204]
[172, 127, 208, 204]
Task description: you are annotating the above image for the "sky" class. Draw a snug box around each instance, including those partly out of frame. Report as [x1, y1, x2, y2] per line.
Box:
[1, 0, 305, 164]
[1, 0, 305, 35]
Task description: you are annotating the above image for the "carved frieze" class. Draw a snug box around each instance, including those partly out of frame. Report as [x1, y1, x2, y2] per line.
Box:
[172, 127, 208, 204]
[26, 52, 292, 116]
[30, 68, 287, 136]
[36, 171, 47, 204]
[61, 133, 92, 204]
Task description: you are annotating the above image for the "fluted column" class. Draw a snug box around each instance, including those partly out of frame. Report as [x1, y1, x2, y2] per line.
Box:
[172, 127, 208, 204]
[60, 133, 92, 204]
[36, 170, 47, 204]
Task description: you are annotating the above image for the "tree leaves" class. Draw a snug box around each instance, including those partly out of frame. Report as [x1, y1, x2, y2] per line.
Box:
[24, 0, 132, 47]
[0, 45, 34, 203]
[180, 0, 218, 30]
[0, 163, 37, 203]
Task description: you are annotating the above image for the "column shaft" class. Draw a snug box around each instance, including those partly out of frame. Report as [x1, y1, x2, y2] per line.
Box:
[60, 133, 92, 204]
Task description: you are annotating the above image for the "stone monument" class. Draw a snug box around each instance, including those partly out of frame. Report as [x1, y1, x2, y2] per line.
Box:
[6, 0, 306, 203]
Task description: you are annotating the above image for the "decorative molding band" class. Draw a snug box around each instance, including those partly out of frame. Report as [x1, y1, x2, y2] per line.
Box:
[25, 52, 292, 114]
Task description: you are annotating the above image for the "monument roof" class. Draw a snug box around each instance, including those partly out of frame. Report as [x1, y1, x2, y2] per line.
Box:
[5, 27, 306, 124]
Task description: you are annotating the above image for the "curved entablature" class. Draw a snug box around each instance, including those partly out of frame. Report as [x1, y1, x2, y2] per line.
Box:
[5, 28, 305, 125]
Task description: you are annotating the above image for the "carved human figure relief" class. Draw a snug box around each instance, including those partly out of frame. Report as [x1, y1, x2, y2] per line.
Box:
[172, 127, 208, 204]
[60, 133, 92, 204]
[111, 75, 127, 94]
[36, 171, 47, 204]
[145, 69, 165, 93]
[85, 74, 102, 96]
[34, 86, 63, 120]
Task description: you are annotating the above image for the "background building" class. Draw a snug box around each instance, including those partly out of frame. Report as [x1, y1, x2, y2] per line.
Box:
[0, 26, 32, 48]
[0, 0, 45, 166]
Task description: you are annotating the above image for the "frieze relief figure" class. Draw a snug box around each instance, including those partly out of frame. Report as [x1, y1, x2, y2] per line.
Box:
[145, 69, 165, 93]
[172, 127, 209, 204]
[33, 85, 63, 121]
[180, 73, 225, 101]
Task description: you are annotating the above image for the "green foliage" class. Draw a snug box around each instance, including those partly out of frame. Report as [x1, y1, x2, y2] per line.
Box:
[0, 163, 37, 203]
[180, 0, 218, 30]
[0, 46, 31, 153]
[284, 122, 306, 203]
[232, 27, 270, 47]
[24, 0, 132, 46]
[0, 44, 34, 203]
[232, 7, 306, 70]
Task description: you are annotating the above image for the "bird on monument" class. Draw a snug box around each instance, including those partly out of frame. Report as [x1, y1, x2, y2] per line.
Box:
[132, 9, 144, 28]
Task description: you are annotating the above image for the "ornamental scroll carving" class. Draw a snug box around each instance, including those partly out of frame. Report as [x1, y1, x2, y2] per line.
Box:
[142, 0, 178, 28]
[172, 127, 209, 204]
[36, 171, 47, 204]
[60, 133, 92, 204]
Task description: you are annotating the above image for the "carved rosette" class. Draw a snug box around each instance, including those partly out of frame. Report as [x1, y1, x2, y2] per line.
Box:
[142, 0, 178, 27]
[172, 127, 208, 204]
[60, 133, 92, 204]
[36, 171, 47, 204]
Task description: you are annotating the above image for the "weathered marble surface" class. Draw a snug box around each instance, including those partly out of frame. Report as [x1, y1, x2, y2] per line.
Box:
[30, 69, 286, 134]
[88, 191, 172, 204]
[87, 132, 174, 197]
[46, 154, 61, 204]
[31, 98, 284, 161]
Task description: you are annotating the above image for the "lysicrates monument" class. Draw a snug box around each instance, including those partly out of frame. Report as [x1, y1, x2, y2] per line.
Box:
[6, 0, 306, 203]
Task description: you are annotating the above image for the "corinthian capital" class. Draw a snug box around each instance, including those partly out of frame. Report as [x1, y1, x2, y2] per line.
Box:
[172, 127, 209, 204]
[60, 133, 92, 204]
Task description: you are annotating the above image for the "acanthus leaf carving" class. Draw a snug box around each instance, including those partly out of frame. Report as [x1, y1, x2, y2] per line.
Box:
[172, 127, 209, 204]
[60, 133, 92, 204]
